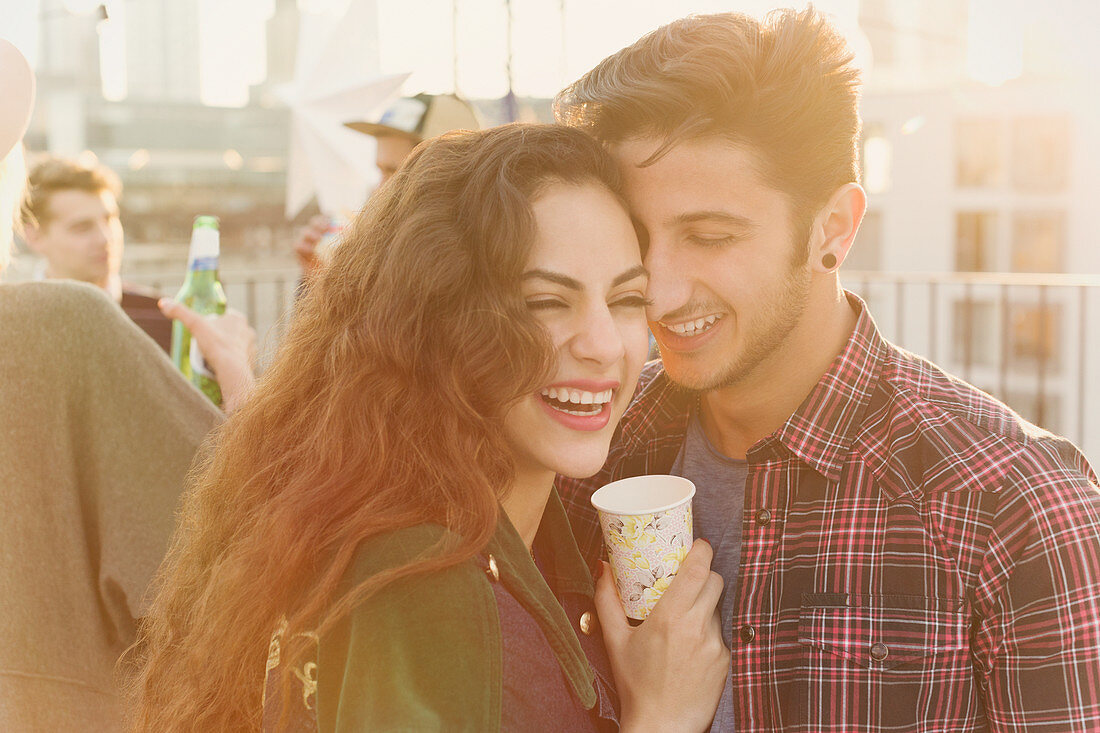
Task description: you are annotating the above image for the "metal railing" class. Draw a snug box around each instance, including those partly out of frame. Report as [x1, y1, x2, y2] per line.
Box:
[132, 268, 1100, 464]
[844, 271, 1100, 463]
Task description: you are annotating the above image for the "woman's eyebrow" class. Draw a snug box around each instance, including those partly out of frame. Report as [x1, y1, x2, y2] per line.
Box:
[521, 265, 649, 290]
[612, 264, 649, 287]
[521, 269, 581, 290]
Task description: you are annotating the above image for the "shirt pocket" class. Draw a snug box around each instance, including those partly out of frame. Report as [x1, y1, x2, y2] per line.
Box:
[793, 593, 974, 731]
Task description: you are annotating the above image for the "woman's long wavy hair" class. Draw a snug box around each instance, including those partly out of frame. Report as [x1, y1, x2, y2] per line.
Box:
[126, 124, 624, 731]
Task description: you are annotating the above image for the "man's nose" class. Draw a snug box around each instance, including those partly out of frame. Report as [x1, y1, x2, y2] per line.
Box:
[642, 237, 693, 320]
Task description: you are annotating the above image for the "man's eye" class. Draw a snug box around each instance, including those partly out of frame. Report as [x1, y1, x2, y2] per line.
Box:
[688, 235, 734, 247]
[526, 299, 565, 311]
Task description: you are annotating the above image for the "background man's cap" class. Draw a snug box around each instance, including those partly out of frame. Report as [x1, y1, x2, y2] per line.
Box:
[0, 40, 35, 159]
[345, 93, 482, 142]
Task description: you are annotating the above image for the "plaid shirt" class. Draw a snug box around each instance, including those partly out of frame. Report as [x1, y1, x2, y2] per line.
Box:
[558, 295, 1100, 732]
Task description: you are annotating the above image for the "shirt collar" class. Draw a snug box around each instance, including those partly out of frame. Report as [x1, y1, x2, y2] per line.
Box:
[617, 362, 695, 452]
[490, 488, 594, 598]
[765, 293, 887, 482]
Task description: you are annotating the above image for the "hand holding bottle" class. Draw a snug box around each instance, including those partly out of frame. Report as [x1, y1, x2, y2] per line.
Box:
[160, 299, 256, 413]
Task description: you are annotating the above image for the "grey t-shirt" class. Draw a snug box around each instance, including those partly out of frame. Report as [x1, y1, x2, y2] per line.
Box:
[671, 409, 747, 733]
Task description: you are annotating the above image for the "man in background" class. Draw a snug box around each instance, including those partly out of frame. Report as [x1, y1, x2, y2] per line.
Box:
[21, 156, 172, 352]
[292, 92, 481, 280]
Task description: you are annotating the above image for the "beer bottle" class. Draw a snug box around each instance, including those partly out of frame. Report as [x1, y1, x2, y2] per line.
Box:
[171, 215, 227, 406]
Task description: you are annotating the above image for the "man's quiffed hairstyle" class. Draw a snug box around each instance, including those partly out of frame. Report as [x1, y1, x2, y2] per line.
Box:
[555, 7, 862, 223]
[21, 155, 122, 229]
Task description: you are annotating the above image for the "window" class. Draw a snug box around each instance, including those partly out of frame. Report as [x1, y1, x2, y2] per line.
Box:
[955, 212, 997, 271]
[952, 299, 996, 367]
[847, 210, 883, 271]
[1011, 117, 1070, 192]
[860, 0, 896, 67]
[956, 118, 1003, 188]
[1005, 390, 1063, 434]
[861, 123, 892, 195]
[1009, 303, 1062, 372]
[1011, 211, 1065, 273]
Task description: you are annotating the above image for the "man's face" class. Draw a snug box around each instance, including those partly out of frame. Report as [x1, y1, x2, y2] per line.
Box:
[374, 135, 418, 187]
[28, 188, 123, 288]
[613, 136, 812, 392]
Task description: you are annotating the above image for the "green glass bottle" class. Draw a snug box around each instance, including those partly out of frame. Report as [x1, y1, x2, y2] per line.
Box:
[171, 215, 227, 406]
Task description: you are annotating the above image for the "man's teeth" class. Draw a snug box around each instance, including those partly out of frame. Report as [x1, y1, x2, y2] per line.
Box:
[540, 387, 614, 405]
[662, 314, 721, 336]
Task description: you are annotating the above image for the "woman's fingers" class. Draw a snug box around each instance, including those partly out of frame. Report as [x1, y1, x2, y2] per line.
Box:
[157, 298, 202, 331]
[695, 568, 725, 628]
[593, 561, 630, 647]
[646, 539, 715, 621]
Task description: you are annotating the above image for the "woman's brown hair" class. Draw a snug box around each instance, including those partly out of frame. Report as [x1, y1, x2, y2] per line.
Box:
[126, 123, 624, 730]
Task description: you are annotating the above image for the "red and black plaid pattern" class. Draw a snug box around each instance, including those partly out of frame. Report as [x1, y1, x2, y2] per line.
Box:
[558, 295, 1100, 732]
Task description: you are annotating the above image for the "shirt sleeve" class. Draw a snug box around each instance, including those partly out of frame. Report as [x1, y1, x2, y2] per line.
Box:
[973, 438, 1100, 732]
[316, 534, 501, 732]
[65, 285, 223, 626]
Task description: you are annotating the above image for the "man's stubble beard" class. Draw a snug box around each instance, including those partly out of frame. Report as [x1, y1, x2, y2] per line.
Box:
[662, 246, 813, 394]
[709, 262, 810, 392]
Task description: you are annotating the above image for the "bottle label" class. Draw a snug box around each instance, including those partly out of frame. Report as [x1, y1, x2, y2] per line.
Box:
[190, 256, 219, 271]
[190, 337, 215, 379]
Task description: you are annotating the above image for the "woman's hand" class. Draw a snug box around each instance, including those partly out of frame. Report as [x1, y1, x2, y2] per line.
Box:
[158, 299, 257, 413]
[292, 214, 329, 280]
[595, 539, 729, 733]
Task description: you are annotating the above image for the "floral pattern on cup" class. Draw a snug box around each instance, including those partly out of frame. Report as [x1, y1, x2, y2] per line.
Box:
[599, 504, 693, 619]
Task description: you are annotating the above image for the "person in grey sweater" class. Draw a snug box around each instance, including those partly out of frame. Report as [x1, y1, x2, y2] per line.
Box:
[0, 39, 256, 731]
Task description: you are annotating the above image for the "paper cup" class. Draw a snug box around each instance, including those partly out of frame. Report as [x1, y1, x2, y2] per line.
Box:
[591, 475, 695, 620]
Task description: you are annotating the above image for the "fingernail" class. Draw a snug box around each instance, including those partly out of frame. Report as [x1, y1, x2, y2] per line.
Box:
[699, 537, 711, 546]
[595, 561, 605, 580]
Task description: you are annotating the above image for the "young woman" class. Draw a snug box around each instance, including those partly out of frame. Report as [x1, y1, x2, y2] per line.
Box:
[129, 124, 667, 730]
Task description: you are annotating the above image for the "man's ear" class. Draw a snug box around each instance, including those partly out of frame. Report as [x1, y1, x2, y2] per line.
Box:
[22, 221, 44, 255]
[811, 183, 866, 273]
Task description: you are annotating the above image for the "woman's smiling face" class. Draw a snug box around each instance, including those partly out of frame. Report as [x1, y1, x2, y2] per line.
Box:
[503, 181, 650, 483]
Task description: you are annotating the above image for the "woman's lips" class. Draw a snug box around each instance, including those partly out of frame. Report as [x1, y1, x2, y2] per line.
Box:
[537, 379, 619, 432]
[537, 394, 613, 432]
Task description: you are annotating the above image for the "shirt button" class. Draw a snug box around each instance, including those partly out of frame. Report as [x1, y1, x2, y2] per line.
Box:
[485, 554, 500, 582]
[579, 611, 594, 636]
[755, 509, 772, 526]
[739, 625, 756, 644]
[870, 642, 889, 662]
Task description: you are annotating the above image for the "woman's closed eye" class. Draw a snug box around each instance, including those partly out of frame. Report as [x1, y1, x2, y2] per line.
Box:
[526, 298, 567, 311]
[611, 294, 652, 309]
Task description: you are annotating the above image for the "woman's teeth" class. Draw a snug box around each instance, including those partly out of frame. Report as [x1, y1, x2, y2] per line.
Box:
[539, 387, 613, 416]
[661, 314, 721, 337]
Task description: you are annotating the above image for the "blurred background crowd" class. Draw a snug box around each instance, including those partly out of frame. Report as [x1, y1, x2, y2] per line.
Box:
[2, 0, 1098, 463]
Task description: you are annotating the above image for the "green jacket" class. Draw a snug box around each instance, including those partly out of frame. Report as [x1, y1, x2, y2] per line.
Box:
[276, 490, 610, 731]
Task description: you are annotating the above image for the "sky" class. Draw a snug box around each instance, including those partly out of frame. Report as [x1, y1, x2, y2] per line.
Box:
[2, 0, 1096, 107]
[3, 0, 861, 106]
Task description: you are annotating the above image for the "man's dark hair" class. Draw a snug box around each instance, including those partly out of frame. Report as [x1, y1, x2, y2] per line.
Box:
[555, 8, 862, 227]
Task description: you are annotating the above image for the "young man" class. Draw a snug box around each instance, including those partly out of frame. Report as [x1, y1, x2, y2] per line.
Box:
[557, 9, 1100, 732]
[22, 156, 172, 352]
[292, 93, 482, 279]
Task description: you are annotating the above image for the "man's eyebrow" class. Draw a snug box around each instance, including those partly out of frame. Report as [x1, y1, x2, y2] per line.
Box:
[669, 210, 757, 229]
